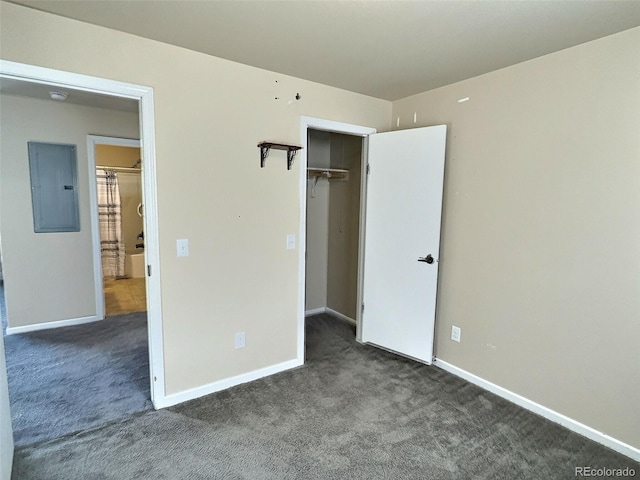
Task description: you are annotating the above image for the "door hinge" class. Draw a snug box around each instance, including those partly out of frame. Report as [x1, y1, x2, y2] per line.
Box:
[361, 303, 365, 313]
[147, 264, 152, 276]
[366, 164, 370, 175]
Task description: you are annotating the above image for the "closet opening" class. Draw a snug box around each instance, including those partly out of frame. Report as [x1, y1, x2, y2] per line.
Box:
[304, 129, 364, 328]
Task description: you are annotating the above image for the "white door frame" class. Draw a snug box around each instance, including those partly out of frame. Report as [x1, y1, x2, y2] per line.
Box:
[0, 60, 166, 407]
[298, 117, 376, 360]
[87, 135, 142, 320]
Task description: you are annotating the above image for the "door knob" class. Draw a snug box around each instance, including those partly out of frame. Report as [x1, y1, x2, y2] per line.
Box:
[418, 254, 435, 264]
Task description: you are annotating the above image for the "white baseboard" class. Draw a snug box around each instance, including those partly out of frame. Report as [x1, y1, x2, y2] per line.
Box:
[5, 315, 101, 335]
[325, 307, 356, 325]
[305, 307, 356, 326]
[433, 358, 640, 462]
[155, 358, 303, 409]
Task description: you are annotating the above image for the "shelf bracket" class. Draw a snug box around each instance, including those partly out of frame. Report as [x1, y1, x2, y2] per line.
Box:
[286, 149, 298, 170]
[260, 145, 271, 168]
[258, 142, 302, 170]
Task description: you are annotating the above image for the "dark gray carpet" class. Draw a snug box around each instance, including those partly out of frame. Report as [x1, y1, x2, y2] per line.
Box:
[10, 314, 639, 479]
[0, 282, 153, 447]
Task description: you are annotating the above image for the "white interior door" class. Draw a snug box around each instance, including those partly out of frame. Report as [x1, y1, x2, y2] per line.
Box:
[361, 125, 447, 363]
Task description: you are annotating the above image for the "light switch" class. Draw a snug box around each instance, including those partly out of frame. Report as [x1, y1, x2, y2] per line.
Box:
[286, 234, 296, 250]
[177, 239, 189, 257]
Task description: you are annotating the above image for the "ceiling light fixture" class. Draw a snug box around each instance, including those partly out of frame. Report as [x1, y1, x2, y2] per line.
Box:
[49, 91, 68, 101]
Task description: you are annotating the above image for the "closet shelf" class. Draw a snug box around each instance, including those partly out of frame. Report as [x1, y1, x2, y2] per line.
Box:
[307, 167, 349, 181]
[258, 142, 302, 170]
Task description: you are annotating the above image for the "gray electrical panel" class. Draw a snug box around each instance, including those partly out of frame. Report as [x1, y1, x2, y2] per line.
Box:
[28, 141, 80, 233]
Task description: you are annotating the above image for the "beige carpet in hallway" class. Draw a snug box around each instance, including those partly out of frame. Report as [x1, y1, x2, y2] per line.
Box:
[103, 278, 146, 316]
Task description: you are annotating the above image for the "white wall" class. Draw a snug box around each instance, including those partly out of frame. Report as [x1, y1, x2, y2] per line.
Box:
[0, 334, 13, 479]
[392, 27, 640, 450]
[305, 130, 330, 312]
[326, 134, 362, 320]
[0, 94, 140, 328]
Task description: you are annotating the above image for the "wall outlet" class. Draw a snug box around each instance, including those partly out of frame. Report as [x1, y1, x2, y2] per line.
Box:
[177, 238, 189, 257]
[235, 332, 245, 349]
[286, 234, 296, 250]
[451, 325, 461, 343]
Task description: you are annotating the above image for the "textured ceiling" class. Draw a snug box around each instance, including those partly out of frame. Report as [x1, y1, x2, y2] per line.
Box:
[6, 0, 640, 101]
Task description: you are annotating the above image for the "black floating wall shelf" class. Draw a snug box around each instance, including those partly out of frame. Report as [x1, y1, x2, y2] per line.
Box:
[258, 142, 302, 170]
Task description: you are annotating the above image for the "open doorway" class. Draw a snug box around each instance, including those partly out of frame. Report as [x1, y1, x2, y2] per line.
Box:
[88, 136, 147, 318]
[300, 118, 447, 367]
[0, 61, 166, 451]
[305, 129, 363, 324]
[297, 117, 376, 361]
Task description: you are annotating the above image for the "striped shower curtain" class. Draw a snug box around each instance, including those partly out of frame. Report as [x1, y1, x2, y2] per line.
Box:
[97, 169, 125, 278]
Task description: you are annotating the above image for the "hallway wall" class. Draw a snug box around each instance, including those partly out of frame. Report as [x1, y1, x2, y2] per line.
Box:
[0, 93, 139, 328]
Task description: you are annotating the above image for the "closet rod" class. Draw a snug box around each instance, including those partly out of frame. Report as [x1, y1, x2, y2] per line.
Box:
[96, 165, 141, 173]
[307, 167, 349, 181]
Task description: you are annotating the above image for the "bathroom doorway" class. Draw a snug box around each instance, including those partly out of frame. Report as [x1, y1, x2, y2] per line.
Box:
[88, 136, 146, 318]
